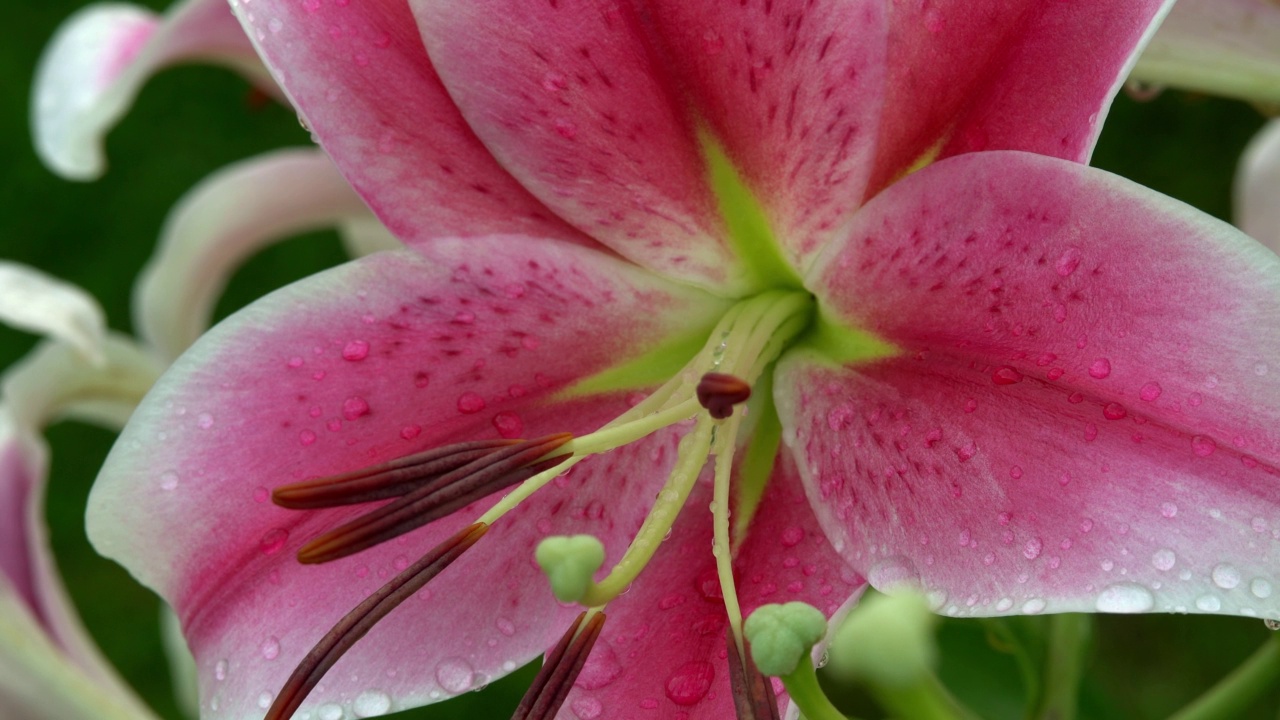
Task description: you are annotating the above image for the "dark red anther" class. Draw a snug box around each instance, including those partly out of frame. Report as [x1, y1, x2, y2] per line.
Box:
[263, 522, 489, 720]
[295, 433, 573, 564]
[727, 629, 781, 720]
[697, 372, 753, 419]
[512, 611, 607, 720]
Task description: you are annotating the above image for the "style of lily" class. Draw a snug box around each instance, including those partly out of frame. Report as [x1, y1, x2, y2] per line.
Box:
[80, 1, 1280, 719]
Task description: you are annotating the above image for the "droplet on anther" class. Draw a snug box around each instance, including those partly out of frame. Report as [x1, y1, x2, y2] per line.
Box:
[263, 523, 488, 720]
[512, 611, 607, 720]
[697, 373, 752, 419]
[727, 629, 780, 720]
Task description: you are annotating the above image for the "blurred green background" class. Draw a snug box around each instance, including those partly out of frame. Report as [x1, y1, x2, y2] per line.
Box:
[0, 2, 1276, 719]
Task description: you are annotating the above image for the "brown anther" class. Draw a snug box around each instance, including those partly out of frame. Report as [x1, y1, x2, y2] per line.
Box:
[512, 611, 607, 720]
[273, 438, 519, 509]
[727, 629, 781, 720]
[697, 372, 753, 419]
[296, 433, 573, 564]
[264, 522, 488, 720]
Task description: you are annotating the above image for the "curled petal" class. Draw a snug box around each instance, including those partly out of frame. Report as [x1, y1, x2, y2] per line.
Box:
[89, 238, 731, 719]
[1131, 0, 1280, 105]
[0, 263, 105, 367]
[135, 149, 377, 361]
[32, 0, 275, 180]
[1238, 119, 1280, 254]
[785, 151, 1280, 619]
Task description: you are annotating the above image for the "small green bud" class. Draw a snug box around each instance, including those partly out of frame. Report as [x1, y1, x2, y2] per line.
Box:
[743, 602, 828, 677]
[826, 590, 937, 688]
[535, 535, 606, 603]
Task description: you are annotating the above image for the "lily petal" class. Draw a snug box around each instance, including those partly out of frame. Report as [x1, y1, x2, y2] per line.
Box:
[558, 457, 861, 719]
[867, 0, 1173, 197]
[0, 262, 105, 367]
[32, 0, 275, 180]
[1130, 0, 1280, 105]
[780, 151, 1280, 618]
[88, 238, 732, 719]
[228, 0, 597, 253]
[135, 148, 380, 362]
[1238, 119, 1280, 254]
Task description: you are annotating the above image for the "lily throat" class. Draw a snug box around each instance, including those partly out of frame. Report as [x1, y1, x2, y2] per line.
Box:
[263, 290, 816, 719]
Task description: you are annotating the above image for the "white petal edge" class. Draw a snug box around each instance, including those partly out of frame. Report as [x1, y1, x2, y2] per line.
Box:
[32, 0, 277, 180]
[134, 148, 376, 361]
[1238, 119, 1280, 254]
[0, 263, 105, 367]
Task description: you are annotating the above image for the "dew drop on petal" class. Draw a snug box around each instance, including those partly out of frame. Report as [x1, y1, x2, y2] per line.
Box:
[215, 659, 228, 681]
[257, 691, 273, 709]
[1196, 594, 1222, 612]
[400, 425, 421, 440]
[435, 657, 475, 694]
[1251, 578, 1273, 599]
[1103, 402, 1127, 420]
[1088, 358, 1111, 379]
[1160, 502, 1178, 518]
[343, 340, 370, 361]
[1152, 549, 1176, 571]
[572, 697, 603, 719]
[342, 396, 371, 420]
[1139, 381, 1162, 401]
[1022, 598, 1047, 614]
[780, 526, 805, 548]
[664, 661, 715, 706]
[1212, 563, 1242, 590]
[1056, 248, 1082, 277]
[354, 689, 392, 717]
[456, 392, 486, 414]
[197, 412, 214, 429]
[496, 617, 516, 636]
[1191, 435, 1217, 457]
[317, 704, 344, 720]
[492, 411, 524, 438]
[299, 430, 317, 446]
[159, 470, 179, 491]
[577, 639, 622, 689]
[1023, 537, 1043, 560]
[1095, 583, 1154, 613]
[259, 528, 289, 556]
[991, 366, 1023, 385]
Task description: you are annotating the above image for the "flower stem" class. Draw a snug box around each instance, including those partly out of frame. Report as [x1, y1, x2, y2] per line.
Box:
[867, 673, 975, 720]
[1031, 613, 1090, 720]
[779, 656, 847, 720]
[1169, 633, 1280, 720]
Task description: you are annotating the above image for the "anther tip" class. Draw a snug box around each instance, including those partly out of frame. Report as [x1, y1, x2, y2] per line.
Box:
[697, 372, 752, 419]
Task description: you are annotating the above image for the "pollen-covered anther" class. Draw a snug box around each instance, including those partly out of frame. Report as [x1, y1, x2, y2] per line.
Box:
[293, 433, 573, 564]
[697, 372, 752, 419]
[264, 522, 489, 720]
[727, 628, 781, 720]
[512, 610, 607, 720]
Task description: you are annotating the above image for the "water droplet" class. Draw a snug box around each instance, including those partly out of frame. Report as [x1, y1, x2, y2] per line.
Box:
[317, 704, 344, 720]
[260, 636, 280, 660]
[1080, 518, 1094, 533]
[259, 528, 289, 555]
[1102, 402, 1127, 420]
[197, 412, 214, 429]
[214, 659, 228, 681]
[400, 425, 421, 440]
[1088, 358, 1111, 379]
[780, 526, 805, 547]
[1160, 502, 1178, 518]
[1251, 578, 1273, 599]
[354, 689, 392, 717]
[576, 639, 622, 689]
[299, 429, 317, 446]
[1191, 435, 1217, 457]
[1212, 563, 1242, 589]
[1067, 392, 1084, 404]
[1023, 537, 1043, 560]
[456, 392, 486, 414]
[342, 396, 371, 420]
[957, 528, 971, 546]
[343, 340, 370, 361]
[571, 696, 603, 719]
[1009, 465, 1023, 479]
[1056, 248, 1082, 276]
[664, 661, 715, 706]
[991, 366, 1023, 385]
[956, 441, 977, 462]
[267, 17, 283, 33]
[1195, 594, 1222, 612]
[1022, 598, 1047, 614]
[1095, 583, 1154, 613]
[159, 470, 179, 491]
[1139, 381, 1162, 401]
[435, 657, 475, 694]
[1152, 549, 1176, 571]
[257, 691, 273, 709]
[1266, 619, 1280, 631]
[496, 617, 516, 636]
[492, 411, 524, 438]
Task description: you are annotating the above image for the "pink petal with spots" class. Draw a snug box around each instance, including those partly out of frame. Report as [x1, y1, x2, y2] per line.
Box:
[866, 0, 1171, 197]
[778, 151, 1280, 618]
[637, 0, 887, 273]
[1238, 120, 1280, 254]
[88, 238, 732, 719]
[412, 0, 736, 291]
[558, 457, 861, 719]
[33, 0, 274, 180]
[230, 0, 596, 251]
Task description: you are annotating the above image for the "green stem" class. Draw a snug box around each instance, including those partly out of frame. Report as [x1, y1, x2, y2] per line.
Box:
[870, 673, 976, 720]
[780, 656, 848, 720]
[1169, 633, 1280, 720]
[1031, 613, 1091, 720]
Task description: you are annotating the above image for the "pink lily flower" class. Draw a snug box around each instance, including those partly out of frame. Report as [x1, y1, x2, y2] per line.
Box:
[83, 1, 1280, 719]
